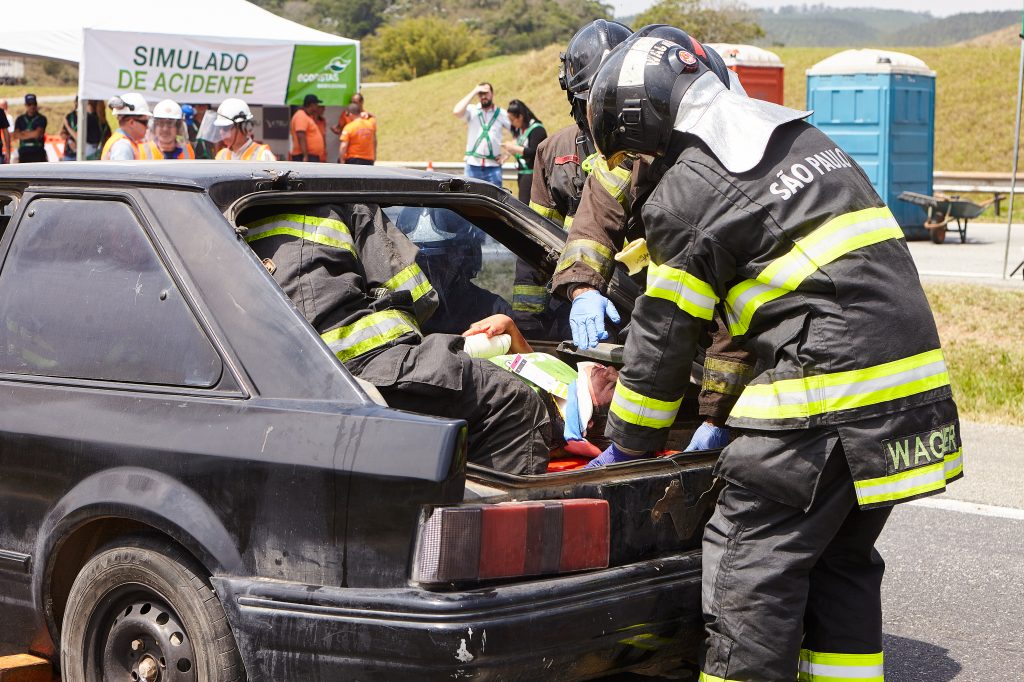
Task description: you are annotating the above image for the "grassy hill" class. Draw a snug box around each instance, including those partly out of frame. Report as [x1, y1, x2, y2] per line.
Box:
[369, 44, 1020, 173]
[757, 8, 1017, 47]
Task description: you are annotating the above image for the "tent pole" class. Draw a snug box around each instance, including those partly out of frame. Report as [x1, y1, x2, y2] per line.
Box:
[76, 92, 86, 161]
[1003, 7, 1024, 278]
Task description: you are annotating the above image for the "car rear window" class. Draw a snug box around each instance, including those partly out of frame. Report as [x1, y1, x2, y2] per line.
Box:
[0, 197, 221, 387]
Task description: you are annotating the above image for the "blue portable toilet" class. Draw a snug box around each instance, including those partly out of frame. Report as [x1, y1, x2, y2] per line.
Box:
[806, 49, 936, 235]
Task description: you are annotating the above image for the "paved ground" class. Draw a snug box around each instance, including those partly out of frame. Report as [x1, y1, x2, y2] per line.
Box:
[907, 220, 1024, 288]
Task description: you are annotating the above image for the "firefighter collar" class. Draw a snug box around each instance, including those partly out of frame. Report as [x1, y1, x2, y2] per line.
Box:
[672, 71, 812, 174]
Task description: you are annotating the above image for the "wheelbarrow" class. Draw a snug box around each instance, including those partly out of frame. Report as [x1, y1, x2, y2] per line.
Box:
[898, 191, 1000, 244]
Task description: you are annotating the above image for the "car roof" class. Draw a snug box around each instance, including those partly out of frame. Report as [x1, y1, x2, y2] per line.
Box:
[0, 161, 508, 201]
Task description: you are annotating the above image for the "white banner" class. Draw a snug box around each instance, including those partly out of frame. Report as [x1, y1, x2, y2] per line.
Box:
[81, 29, 294, 105]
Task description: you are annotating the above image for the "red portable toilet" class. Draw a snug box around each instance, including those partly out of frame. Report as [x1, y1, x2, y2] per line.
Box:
[706, 43, 784, 104]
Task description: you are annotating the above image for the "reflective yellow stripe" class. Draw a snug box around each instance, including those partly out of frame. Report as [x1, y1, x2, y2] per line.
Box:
[564, 214, 574, 229]
[798, 649, 884, 681]
[512, 284, 549, 313]
[854, 448, 962, 506]
[702, 357, 755, 397]
[320, 310, 420, 363]
[698, 673, 742, 682]
[724, 207, 903, 336]
[610, 383, 681, 430]
[244, 214, 356, 255]
[529, 200, 565, 226]
[731, 349, 949, 421]
[556, 239, 615, 280]
[646, 262, 719, 320]
[592, 157, 631, 207]
[383, 263, 433, 302]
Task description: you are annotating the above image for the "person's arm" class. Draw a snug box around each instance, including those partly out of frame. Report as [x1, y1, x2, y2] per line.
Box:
[296, 131, 308, 160]
[0, 129, 8, 162]
[337, 138, 349, 164]
[62, 114, 77, 142]
[29, 117, 46, 141]
[606, 199, 734, 453]
[11, 119, 23, 142]
[527, 138, 566, 225]
[463, 314, 533, 354]
[453, 86, 484, 118]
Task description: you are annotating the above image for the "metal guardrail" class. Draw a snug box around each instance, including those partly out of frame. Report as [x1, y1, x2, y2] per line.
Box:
[932, 171, 1024, 196]
[376, 164, 1024, 195]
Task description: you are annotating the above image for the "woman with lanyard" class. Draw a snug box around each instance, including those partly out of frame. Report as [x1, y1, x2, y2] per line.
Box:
[502, 100, 547, 203]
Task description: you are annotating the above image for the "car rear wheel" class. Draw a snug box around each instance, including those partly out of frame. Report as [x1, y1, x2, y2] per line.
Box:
[61, 535, 244, 682]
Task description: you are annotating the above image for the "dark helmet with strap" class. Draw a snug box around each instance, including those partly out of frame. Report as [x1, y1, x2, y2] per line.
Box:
[559, 19, 632, 132]
[589, 36, 811, 174]
[627, 24, 733, 90]
[588, 38, 708, 169]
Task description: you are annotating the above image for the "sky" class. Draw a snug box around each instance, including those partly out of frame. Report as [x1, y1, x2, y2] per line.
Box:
[611, 0, 1023, 18]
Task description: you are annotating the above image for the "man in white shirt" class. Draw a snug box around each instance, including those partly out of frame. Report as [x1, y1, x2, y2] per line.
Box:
[452, 82, 510, 187]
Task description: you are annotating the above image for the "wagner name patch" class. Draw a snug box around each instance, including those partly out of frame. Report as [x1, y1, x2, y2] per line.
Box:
[880, 422, 959, 475]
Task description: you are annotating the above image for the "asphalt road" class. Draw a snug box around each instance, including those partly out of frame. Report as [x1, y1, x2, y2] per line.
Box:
[907, 220, 1024, 288]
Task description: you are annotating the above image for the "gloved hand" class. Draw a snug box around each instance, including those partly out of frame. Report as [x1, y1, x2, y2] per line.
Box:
[569, 289, 621, 350]
[584, 443, 647, 468]
[683, 422, 730, 452]
[563, 381, 585, 441]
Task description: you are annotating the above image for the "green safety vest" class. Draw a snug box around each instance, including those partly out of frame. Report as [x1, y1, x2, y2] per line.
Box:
[466, 107, 503, 161]
[514, 120, 544, 174]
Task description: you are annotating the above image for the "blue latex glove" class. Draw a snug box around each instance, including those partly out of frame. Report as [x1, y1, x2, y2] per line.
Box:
[569, 289, 621, 350]
[563, 381, 585, 441]
[584, 443, 647, 468]
[683, 422, 730, 452]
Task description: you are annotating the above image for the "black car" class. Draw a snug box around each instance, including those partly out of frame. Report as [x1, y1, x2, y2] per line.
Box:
[0, 162, 719, 681]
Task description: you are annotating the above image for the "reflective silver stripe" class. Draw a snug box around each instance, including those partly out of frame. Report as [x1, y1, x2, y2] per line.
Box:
[609, 383, 681, 429]
[619, 37, 664, 87]
[244, 213, 356, 254]
[646, 263, 718, 320]
[798, 661, 884, 679]
[724, 207, 902, 335]
[321, 310, 420, 362]
[731, 349, 949, 421]
[556, 239, 615, 280]
[383, 264, 433, 302]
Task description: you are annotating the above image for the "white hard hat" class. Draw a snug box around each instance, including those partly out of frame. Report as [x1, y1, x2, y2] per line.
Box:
[215, 98, 253, 126]
[109, 92, 151, 117]
[153, 99, 183, 120]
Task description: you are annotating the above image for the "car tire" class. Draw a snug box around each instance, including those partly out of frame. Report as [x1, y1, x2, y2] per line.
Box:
[60, 534, 244, 682]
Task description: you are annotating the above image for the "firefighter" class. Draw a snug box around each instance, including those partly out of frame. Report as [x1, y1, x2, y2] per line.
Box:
[242, 203, 554, 475]
[544, 23, 755, 452]
[213, 99, 276, 161]
[101, 93, 152, 160]
[143, 100, 196, 160]
[511, 19, 633, 341]
[588, 37, 963, 680]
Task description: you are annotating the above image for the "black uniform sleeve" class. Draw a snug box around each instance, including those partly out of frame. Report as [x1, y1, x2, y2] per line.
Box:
[605, 190, 738, 452]
[344, 203, 439, 325]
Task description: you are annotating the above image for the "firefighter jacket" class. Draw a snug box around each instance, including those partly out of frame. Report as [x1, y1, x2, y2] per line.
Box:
[606, 120, 961, 510]
[551, 151, 756, 422]
[243, 203, 437, 367]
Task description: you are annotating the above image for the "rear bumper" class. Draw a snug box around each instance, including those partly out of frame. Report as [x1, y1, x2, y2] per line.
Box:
[212, 552, 704, 681]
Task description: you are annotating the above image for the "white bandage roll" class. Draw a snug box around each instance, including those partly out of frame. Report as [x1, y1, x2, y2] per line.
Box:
[462, 333, 512, 359]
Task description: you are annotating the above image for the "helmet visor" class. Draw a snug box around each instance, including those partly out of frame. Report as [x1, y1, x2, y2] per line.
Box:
[197, 110, 232, 143]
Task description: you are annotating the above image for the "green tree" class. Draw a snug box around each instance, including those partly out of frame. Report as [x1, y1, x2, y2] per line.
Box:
[635, 0, 764, 43]
[363, 16, 494, 81]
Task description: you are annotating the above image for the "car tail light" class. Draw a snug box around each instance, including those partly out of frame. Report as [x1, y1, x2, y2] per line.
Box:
[412, 499, 610, 584]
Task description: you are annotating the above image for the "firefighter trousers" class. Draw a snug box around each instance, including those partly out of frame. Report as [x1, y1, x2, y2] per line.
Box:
[700, 440, 892, 681]
[352, 334, 554, 475]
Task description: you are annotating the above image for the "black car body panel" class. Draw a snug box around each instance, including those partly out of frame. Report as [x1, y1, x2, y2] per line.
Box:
[0, 162, 718, 679]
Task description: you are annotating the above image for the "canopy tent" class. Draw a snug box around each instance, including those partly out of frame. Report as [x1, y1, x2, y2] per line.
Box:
[0, 0, 357, 107]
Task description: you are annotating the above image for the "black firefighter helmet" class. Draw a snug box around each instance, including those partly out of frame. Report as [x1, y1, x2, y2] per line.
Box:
[559, 19, 633, 131]
[588, 38, 710, 169]
[625, 24, 733, 91]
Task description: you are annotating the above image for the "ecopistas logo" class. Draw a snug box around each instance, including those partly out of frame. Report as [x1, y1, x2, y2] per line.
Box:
[295, 54, 351, 83]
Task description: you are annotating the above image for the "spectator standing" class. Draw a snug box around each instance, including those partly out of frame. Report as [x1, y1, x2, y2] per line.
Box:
[213, 98, 276, 161]
[61, 97, 102, 161]
[290, 94, 326, 162]
[338, 104, 376, 165]
[502, 100, 546, 203]
[331, 91, 370, 135]
[142, 100, 195, 160]
[13, 95, 47, 164]
[0, 100, 12, 162]
[88, 99, 112, 156]
[0, 104, 9, 164]
[101, 93, 152, 160]
[453, 82, 510, 186]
